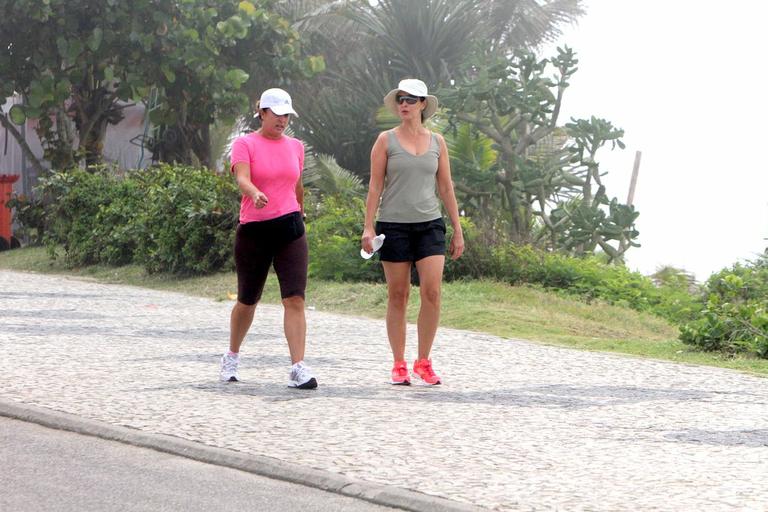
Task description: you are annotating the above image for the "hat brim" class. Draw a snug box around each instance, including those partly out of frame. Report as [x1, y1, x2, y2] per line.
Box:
[269, 104, 298, 117]
[256, 102, 299, 117]
[383, 89, 438, 120]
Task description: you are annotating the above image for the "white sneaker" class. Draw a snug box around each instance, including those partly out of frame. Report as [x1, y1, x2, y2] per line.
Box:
[288, 361, 317, 389]
[220, 353, 240, 382]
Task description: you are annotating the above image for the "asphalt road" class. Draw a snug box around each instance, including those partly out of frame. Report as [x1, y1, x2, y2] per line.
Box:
[0, 416, 399, 512]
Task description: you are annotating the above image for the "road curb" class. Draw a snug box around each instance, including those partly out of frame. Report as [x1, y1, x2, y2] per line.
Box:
[0, 399, 488, 512]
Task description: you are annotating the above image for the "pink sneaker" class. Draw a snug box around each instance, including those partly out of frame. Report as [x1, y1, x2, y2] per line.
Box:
[413, 358, 441, 385]
[390, 360, 411, 385]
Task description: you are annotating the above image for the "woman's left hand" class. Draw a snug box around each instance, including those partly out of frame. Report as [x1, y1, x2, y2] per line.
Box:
[450, 230, 465, 260]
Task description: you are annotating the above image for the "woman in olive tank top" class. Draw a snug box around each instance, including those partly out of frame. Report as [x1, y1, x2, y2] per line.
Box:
[361, 79, 465, 386]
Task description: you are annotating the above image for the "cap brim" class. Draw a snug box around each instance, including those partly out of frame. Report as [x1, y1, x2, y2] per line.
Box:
[383, 89, 438, 120]
[268, 105, 298, 117]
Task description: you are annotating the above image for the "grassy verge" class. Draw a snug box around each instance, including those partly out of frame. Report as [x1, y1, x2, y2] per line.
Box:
[2, 246, 766, 376]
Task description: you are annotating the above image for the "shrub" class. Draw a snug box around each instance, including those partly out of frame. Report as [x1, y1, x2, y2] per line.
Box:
[443, 217, 497, 280]
[306, 194, 382, 282]
[35, 167, 139, 266]
[93, 178, 144, 265]
[446, 224, 695, 322]
[132, 164, 239, 275]
[30, 164, 239, 275]
[680, 255, 768, 358]
[6, 193, 47, 245]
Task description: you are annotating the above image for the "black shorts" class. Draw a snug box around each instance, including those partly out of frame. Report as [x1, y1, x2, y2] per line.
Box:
[375, 218, 446, 262]
[234, 212, 308, 305]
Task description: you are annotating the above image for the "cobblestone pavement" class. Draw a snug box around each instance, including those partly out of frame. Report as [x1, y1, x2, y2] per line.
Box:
[2, 270, 768, 511]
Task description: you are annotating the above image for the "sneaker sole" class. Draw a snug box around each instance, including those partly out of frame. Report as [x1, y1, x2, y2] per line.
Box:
[413, 374, 441, 385]
[390, 379, 411, 385]
[289, 377, 318, 390]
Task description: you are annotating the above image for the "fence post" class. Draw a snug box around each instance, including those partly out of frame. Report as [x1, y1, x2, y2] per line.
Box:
[627, 151, 641, 206]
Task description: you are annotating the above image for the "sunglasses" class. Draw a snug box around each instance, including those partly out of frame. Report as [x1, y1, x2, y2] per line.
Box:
[396, 94, 422, 105]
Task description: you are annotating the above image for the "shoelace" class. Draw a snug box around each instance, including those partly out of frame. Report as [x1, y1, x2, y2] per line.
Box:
[393, 365, 408, 377]
[417, 361, 436, 377]
[222, 356, 238, 373]
[293, 364, 313, 382]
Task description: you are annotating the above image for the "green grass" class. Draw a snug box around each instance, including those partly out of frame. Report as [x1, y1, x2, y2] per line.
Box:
[2, 246, 767, 376]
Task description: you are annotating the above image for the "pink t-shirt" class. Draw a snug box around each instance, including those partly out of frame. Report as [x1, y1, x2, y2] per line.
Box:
[230, 132, 305, 223]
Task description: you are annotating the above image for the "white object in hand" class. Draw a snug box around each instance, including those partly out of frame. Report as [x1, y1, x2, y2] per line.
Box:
[360, 234, 386, 259]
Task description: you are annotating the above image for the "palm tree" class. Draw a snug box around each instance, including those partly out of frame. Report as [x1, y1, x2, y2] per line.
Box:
[483, 0, 585, 49]
[350, 0, 584, 86]
[349, 0, 477, 86]
[280, 0, 584, 177]
[651, 265, 698, 292]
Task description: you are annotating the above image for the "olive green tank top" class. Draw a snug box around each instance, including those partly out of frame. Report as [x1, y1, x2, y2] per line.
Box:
[377, 130, 442, 223]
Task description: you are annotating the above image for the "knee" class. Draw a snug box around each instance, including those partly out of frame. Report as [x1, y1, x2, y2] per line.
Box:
[388, 288, 410, 309]
[420, 287, 441, 306]
[282, 295, 305, 311]
[234, 301, 257, 314]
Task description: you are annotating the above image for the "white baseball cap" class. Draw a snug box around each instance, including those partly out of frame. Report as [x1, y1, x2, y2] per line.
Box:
[257, 88, 298, 117]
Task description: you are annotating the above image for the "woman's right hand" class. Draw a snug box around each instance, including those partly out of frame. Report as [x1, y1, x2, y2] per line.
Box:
[251, 189, 269, 209]
[361, 227, 376, 254]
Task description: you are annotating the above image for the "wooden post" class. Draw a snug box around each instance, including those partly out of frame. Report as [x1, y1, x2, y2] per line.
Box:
[627, 150, 641, 206]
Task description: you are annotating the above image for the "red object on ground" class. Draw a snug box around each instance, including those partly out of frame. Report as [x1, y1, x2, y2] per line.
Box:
[0, 174, 20, 244]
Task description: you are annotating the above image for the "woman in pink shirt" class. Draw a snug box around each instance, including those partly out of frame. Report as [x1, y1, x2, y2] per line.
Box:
[219, 88, 317, 389]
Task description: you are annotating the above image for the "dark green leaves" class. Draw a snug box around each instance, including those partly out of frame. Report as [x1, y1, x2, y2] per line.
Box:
[88, 28, 103, 52]
[8, 105, 26, 125]
[224, 68, 249, 88]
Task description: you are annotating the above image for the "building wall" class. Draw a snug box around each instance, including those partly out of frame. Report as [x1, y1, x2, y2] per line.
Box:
[0, 95, 149, 199]
[0, 96, 46, 198]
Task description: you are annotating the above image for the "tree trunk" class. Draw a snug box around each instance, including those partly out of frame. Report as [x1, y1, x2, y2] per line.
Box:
[0, 113, 46, 176]
[191, 123, 212, 169]
[74, 82, 123, 168]
[80, 116, 108, 167]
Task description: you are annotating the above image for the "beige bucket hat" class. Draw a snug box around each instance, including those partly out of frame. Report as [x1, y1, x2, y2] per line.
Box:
[383, 79, 438, 120]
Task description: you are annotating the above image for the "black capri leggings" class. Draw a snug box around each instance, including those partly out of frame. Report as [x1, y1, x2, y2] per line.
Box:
[234, 212, 308, 305]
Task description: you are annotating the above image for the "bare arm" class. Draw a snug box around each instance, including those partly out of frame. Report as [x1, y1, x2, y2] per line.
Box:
[435, 134, 464, 260]
[233, 162, 268, 208]
[361, 132, 388, 253]
[297, 143, 306, 217]
[295, 179, 304, 217]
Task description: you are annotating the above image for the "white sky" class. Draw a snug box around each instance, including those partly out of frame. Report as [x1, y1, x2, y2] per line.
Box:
[543, 0, 768, 281]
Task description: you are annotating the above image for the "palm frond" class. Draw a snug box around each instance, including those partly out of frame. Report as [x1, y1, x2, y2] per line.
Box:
[280, 0, 358, 32]
[484, 0, 585, 48]
[349, 0, 478, 85]
[303, 153, 365, 197]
